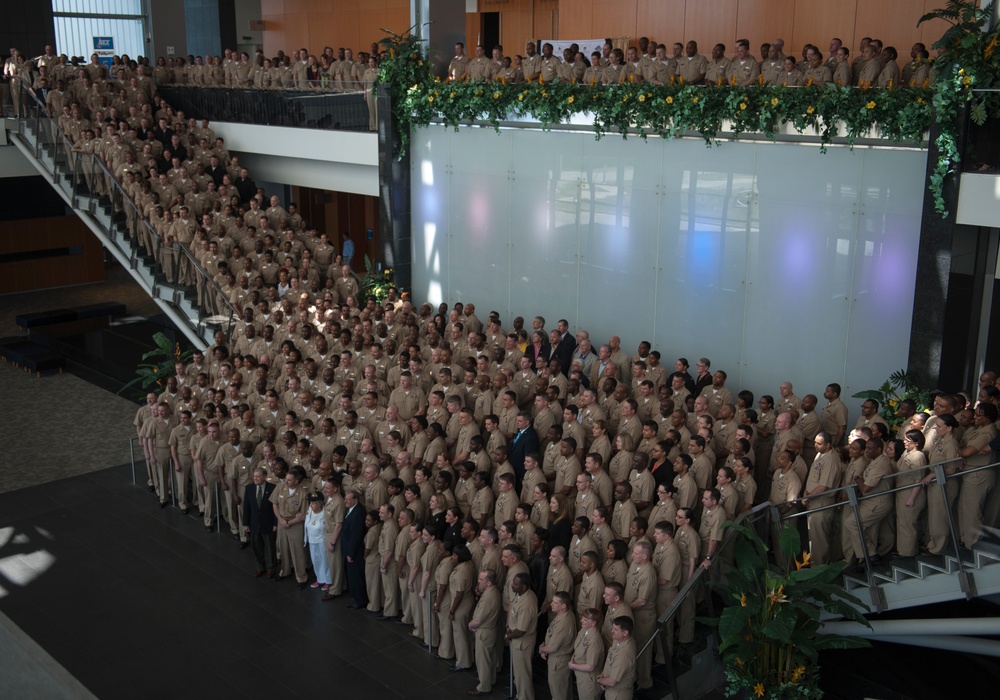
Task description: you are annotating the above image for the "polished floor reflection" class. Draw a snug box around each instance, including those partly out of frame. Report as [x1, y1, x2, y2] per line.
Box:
[0, 465, 520, 699]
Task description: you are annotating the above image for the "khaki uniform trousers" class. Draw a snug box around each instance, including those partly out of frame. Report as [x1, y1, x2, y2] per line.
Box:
[276, 522, 307, 582]
[958, 469, 996, 546]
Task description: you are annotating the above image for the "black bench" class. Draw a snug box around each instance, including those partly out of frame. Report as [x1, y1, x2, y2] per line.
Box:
[73, 302, 128, 320]
[0, 337, 37, 362]
[22, 351, 65, 377]
[14, 308, 77, 330]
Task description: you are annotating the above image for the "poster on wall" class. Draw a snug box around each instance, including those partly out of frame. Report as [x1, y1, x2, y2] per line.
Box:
[537, 38, 607, 62]
[93, 36, 115, 69]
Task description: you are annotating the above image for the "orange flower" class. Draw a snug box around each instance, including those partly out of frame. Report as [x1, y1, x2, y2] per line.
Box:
[754, 683, 765, 698]
[985, 35, 998, 60]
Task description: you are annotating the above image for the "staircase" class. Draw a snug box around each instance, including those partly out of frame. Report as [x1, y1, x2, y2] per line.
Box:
[4, 103, 232, 350]
[841, 538, 1000, 612]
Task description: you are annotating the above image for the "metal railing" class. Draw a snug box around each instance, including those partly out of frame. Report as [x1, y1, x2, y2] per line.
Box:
[777, 454, 999, 611]
[649, 502, 774, 700]
[157, 85, 373, 132]
[10, 81, 239, 346]
[648, 453, 1000, 699]
[129, 435, 223, 532]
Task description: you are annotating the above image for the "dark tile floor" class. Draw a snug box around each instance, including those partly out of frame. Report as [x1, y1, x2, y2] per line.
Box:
[1, 464, 678, 699]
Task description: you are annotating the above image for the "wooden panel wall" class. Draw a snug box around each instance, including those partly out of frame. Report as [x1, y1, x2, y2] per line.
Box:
[791, 3, 858, 57]
[291, 186, 381, 273]
[683, 0, 738, 54]
[261, 0, 410, 59]
[0, 217, 105, 294]
[259, 0, 952, 62]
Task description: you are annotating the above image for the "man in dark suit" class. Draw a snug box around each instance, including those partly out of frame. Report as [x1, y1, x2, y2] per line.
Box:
[340, 487, 368, 609]
[550, 319, 577, 375]
[205, 155, 226, 187]
[508, 411, 540, 492]
[243, 466, 277, 577]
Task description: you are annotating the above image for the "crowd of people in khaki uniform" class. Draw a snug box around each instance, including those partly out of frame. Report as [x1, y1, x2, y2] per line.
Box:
[133, 288, 1000, 699]
[444, 36, 935, 89]
[2, 33, 981, 700]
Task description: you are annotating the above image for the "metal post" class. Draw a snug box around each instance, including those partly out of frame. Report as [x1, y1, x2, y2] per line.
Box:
[426, 592, 433, 653]
[846, 484, 887, 613]
[215, 482, 222, 533]
[508, 638, 514, 700]
[933, 463, 977, 598]
[129, 437, 137, 485]
[170, 457, 177, 508]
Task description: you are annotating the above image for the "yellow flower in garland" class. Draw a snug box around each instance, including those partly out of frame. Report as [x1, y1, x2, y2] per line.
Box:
[428, 95, 434, 102]
[638, 94, 646, 103]
[692, 96, 698, 104]
[986, 35, 998, 59]
[739, 102, 747, 110]
[541, 90, 549, 98]
[754, 682, 765, 698]
[567, 95, 575, 104]
[806, 105, 815, 114]
[962, 75, 972, 87]
[665, 95, 673, 104]
[771, 97, 779, 106]
[518, 94, 524, 101]
[492, 91, 500, 99]
[866, 100, 876, 110]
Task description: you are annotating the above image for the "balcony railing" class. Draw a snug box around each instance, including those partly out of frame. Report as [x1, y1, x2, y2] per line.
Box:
[157, 85, 373, 132]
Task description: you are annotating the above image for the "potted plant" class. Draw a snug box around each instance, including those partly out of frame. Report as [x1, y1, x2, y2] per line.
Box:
[851, 369, 933, 435]
[712, 523, 871, 699]
[118, 331, 193, 401]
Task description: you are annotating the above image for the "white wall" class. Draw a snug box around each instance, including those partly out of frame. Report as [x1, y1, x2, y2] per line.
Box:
[411, 124, 928, 411]
[0, 144, 39, 178]
[211, 122, 379, 196]
[957, 173, 1000, 229]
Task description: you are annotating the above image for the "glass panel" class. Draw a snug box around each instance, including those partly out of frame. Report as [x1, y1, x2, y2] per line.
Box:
[54, 16, 144, 62]
[411, 126, 451, 307]
[578, 184, 660, 351]
[844, 149, 926, 403]
[411, 125, 927, 402]
[53, 0, 144, 14]
[508, 177, 581, 328]
[447, 171, 511, 308]
[655, 192, 749, 377]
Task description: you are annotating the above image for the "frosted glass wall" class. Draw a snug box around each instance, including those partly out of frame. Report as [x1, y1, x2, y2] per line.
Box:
[411, 125, 927, 405]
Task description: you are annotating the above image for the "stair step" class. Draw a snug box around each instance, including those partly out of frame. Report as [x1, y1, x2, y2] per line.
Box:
[973, 538, 1000, 562]
[916, 553, 959, 574]
[889, 556, 923, 578]
[871, 563, 904, 584]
